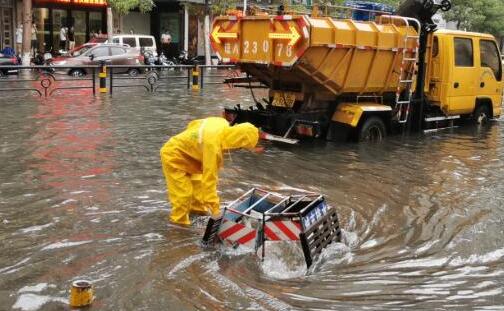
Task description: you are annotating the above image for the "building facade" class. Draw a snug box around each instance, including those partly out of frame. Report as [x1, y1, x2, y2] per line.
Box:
[116, 0, 205, 57]
[31, 0, 107, 51]
[0, 0, 16, 50]
[8, 0, 208, 57]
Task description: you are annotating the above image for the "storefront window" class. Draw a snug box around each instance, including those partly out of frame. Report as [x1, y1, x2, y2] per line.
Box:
[89, 12, 102, 35]
[52, 9, 68, 50]
[2, 8, 12, 48]
[33, 8, 50, 52]
[160, 13, 179, 43]
[32, 1, 106, 52]
[72, 11, 86, 46]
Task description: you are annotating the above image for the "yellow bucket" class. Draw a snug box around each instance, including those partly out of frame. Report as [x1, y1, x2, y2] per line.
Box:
[69, 280, 94, 308]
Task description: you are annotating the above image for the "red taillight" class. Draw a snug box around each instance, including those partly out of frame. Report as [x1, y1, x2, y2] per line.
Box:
[11, 57, 17, 64]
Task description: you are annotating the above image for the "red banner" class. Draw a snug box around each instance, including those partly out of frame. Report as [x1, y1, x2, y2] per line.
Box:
[34, 0, 107, 6]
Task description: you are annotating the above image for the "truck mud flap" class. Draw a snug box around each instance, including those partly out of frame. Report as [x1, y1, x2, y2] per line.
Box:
[201, 216, 223, 248]
[299, 208, 341, 268]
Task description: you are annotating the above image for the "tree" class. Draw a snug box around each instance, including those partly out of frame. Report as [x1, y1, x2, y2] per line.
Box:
[21, 0, 31, 65]
[443, 0, 504, 36]
[106, 0, 155, 40]
[210, 0, 239, 15]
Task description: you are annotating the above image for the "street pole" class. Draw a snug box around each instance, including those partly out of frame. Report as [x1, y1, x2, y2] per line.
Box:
[184, 3, 189, 53]
[243, 0, 247, 15]
[204, 0, 211, 66]
[21, 0, 31, 65]
[107, 5, 114, 41]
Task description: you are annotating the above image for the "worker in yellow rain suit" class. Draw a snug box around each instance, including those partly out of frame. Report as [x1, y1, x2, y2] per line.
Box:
[160, 117, 259, 226]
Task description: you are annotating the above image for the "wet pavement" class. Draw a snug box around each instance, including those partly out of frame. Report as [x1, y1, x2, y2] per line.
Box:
[1, 81, 504, 310]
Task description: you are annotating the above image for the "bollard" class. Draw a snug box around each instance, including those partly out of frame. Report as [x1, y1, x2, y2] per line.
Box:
[99, 61, 107, 93]
[69, 280, 94, 308]
[191, 67, 200, 91]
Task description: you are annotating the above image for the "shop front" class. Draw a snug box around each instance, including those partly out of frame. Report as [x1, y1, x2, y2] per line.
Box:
[0, 0, 14, 50]
[31, 0, 106, 52]
[150, 0, 182, 58]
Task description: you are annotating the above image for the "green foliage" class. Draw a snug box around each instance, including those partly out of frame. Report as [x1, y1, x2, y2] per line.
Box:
[210, 0, 239, 15]
[443, 0, 504, 36]
[186, 3, 205, 16]
[205, 0, 504, 36]
[108, 0, 154, 15]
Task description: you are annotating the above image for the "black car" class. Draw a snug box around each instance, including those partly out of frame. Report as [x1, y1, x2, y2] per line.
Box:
[0, 54, 19, 76]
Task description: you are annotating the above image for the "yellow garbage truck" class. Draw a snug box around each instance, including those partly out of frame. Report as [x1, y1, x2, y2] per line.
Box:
[213, 0, 503, 141]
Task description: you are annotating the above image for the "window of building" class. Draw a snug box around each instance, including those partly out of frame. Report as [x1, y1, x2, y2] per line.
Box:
[160, 13, 179, 43]
[52, 9, 68, 50]
[91, 46, 109, 57]
[480, 40, 502, 81]
[33, 8, 50, 52]
[72, 11, 86, 46]
[454, 38, 473, 67]
[139, 37, 153, 47]
[123, 37, 136, 47]
[89, 12, 102, 35]
[111, 47, 125, 55]
[32, 6, 106, 51]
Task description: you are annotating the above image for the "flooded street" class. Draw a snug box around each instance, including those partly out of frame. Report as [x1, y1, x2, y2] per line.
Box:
[1, 83, 504, 310]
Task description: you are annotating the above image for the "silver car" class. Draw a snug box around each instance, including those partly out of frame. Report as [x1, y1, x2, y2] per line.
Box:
[51, 44, 143, 77]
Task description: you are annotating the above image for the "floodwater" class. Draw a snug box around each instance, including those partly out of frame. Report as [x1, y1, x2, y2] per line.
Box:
[1, 79, 504, 310]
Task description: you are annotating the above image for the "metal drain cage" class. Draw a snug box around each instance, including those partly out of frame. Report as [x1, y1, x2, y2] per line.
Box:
[201, 188, 341, 268]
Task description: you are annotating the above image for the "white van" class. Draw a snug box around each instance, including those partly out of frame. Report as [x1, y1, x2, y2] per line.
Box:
[109, 35, 157, 56]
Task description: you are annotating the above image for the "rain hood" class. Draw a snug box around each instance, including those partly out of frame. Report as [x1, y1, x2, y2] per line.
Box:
[221, 122, 259, 150]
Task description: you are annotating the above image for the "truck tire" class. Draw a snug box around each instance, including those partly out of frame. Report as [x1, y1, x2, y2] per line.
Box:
[358, 116, 386, 142]
[473, 104, 490, 125]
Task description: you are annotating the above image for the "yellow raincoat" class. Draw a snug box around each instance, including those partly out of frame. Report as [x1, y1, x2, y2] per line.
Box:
[160, 117, 259, 225]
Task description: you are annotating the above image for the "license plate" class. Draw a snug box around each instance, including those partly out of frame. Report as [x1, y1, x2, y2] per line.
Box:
[272, 92, 296, 108]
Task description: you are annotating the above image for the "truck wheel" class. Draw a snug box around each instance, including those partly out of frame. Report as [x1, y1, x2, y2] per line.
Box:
[473, 104, 490, 125]
[358, 116, 386, 142]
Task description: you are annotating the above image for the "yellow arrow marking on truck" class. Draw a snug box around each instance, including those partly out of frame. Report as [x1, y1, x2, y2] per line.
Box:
[268, 26, 301, 46]
[211, 25, 238, 44]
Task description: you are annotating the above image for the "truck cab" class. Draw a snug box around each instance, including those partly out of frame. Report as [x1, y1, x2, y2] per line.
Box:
[427, 30, 502, 121]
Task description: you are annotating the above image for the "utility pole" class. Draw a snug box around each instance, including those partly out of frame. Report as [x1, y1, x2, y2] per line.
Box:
[184, 3, 189, 53]
[204, 0, 211, 66]
[107, 5, 114, 41]
[21, 0, 31, 65]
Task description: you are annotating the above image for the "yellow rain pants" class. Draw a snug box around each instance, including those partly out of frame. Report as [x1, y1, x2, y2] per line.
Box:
[160, 117, 259, 226]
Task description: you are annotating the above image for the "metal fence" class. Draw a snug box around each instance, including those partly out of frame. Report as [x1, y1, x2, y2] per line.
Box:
[0, 65, 97, 97]
[0, 64, 241, 97]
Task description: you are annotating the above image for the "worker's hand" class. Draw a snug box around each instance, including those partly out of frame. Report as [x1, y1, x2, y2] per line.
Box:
[258, 129, 268, 140]
[253, 146, 265, 154]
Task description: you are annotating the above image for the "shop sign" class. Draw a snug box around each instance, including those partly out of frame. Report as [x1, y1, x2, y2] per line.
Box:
[34, 0, 107, 6]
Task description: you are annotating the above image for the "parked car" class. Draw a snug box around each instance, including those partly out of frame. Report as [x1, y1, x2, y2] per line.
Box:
[108, 35, 157, 57]
[50, 44, 143, 77]
[63, 42, 101, 57]
[0, 53, 19, 76]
